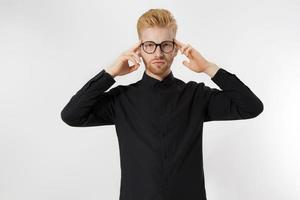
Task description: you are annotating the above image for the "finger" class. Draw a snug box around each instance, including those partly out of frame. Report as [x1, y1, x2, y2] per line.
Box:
[129, 60, 140, 72]
[174, 38, 184, 49]
[124, 52, 140, 64]
[186, 46, 193, 57]
[182, 60, 191, 68]
[129, 64, 140, 72]
[135, 47, 142, 57]
[181, 45, 189, 54]
[175, 39, 188, 54]
[130, 39, 142, 52]
[130, 54, 140, 64]
[131, 52, 141, 63]
[126, 55, 139, 67]
[183, 44, 193, 55]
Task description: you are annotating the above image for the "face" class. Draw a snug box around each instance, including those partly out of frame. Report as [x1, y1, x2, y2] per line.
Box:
[138, 26, 178, 78]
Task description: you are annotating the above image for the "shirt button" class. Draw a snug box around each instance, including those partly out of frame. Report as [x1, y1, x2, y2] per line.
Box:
[162, 133, 166, 137]
[164, 154, 168, 159]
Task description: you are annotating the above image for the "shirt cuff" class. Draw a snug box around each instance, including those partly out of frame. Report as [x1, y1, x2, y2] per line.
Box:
[210, 68, 232, 82]
[87, 69, 116, 90]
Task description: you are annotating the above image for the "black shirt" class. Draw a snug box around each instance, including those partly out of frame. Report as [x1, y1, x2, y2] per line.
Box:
[61, 67, 263, 200]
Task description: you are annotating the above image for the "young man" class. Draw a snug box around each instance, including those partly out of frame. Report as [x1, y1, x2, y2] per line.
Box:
[61, 8, 263, 200]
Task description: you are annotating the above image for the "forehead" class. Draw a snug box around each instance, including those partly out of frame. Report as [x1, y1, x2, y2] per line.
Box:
[141, 27, 174, 42]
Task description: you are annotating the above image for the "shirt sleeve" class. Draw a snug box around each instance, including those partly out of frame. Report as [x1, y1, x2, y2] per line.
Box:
[60, 69, 120, 127]
[200, 68, 264, 122]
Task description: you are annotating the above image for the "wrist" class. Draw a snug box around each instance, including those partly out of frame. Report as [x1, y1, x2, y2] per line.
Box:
[105, 68, 117, 78]
[203, 62, 220, 78]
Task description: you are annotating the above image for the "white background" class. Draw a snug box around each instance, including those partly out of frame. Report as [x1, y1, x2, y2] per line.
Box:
[1, 0, 299, 200]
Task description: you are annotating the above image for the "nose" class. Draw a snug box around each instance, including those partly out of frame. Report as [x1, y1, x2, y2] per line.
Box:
[154, 45, 163, 56]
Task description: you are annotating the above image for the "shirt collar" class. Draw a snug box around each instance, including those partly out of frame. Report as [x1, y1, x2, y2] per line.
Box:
[140, 70, 175, 88]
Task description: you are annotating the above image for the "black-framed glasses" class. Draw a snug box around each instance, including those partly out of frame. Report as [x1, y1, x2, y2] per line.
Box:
[140, 39, 176, 54]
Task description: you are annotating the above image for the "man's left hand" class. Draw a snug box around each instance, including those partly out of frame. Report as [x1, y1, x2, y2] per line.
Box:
[174, 39, 219, 76]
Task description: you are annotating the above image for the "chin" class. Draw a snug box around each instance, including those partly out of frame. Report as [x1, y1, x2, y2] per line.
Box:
[148, 63, 170, 75]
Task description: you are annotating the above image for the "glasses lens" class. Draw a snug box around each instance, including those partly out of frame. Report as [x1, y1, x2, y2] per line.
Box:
[161, 41, 174, 53]
[143, 41, 156, 53]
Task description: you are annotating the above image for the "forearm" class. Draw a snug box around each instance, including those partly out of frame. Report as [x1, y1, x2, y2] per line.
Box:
[203, 67, 264, 121]
[61, 69, 116, 126]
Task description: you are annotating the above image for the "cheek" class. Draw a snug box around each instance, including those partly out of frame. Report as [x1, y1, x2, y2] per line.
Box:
[140, 56, 149, 66]
[141, 54, 152, 63]
[166, 55, 175, 62]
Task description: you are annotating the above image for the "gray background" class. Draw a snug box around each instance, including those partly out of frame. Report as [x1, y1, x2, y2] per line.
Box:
[1, 0, 299, 200]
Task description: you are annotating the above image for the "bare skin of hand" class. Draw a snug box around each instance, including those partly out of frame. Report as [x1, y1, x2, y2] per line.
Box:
[174, 38, 219, 76]
[105, 40, 142, 77]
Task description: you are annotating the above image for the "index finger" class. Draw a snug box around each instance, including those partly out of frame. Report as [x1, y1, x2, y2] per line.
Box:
[174, 38, 184, 48]
[130, 39, 142, 52]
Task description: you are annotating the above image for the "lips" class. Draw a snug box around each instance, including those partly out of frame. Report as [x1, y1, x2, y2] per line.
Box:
[153, 60, 165, 64]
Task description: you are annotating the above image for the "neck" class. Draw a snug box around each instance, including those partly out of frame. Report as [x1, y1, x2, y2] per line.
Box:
[145, 69, 171, 81]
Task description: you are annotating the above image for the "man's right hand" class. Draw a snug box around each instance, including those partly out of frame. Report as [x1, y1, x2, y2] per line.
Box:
[105, 40, 142, 77]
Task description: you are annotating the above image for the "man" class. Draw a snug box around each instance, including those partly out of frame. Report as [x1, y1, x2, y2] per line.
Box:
[61, 8, 263, 200]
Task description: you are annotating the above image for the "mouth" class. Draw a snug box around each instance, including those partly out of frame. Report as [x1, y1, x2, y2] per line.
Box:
[153, 60, 165, 64]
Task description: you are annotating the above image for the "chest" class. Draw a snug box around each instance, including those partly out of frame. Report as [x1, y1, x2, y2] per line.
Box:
[115, 86, 205, 129]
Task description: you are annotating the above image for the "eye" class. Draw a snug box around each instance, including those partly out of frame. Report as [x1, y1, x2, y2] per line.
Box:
[145, 43, 155, 47]
[162, 42, 173, 47]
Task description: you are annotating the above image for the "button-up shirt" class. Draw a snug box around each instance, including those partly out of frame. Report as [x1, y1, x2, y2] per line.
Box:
[61, 67, 263, 200]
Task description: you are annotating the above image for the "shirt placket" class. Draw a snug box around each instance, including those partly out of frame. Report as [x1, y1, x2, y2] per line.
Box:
[156, 84, 170, 197]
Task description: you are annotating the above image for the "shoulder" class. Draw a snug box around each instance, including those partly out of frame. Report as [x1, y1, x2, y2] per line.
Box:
[107, 81, 139, 96]
[168, 77, 207, 96]
[184, 79, 206, 90]
[183, 80, 217, 99]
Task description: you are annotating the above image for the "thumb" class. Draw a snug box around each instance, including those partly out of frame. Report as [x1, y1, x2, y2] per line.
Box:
[130, 63, 140, 72]
[182, 60, 191, 68]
